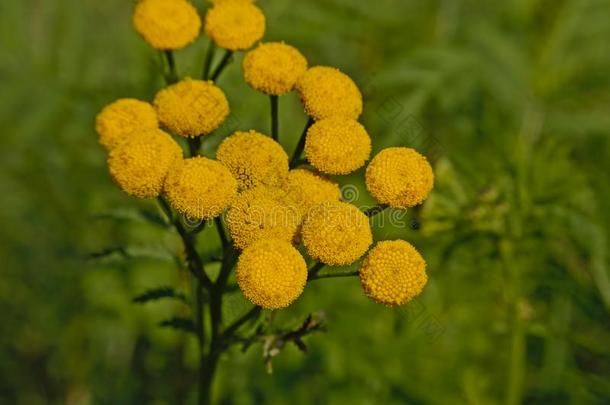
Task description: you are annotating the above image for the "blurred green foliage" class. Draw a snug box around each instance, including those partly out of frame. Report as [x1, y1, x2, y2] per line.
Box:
[1, 0, 610, 404]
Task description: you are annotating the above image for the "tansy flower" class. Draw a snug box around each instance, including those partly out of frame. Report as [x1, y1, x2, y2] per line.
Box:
[242, 42, 307, 95]
[226, 186, 300, 250]
[216, 130, 288, 190]
[365, 147, 434, 208]
[108, 129, 182, 198]
[95, 98, 158, 150]
[359, 240, 428, 306]
[301, 200, 372, 266]
[296, 66, 362, 120]
[204, 2, 265, 51]
[236, 238, 307, 309]
[154, 78, 229, 138]
[164, 157, 237, 220]
[133, 0, 201, 50]
[282, 169, 341, 217]
[305, 117, 371, 175]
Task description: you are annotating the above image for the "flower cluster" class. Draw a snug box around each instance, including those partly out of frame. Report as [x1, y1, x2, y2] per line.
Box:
[95, 0, 434, 310]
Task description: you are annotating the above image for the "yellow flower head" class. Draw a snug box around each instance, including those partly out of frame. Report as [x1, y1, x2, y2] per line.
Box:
[242, 42, 308, 95]
[95, 98, 158, 150]
[305, 117, 371, 175]
[133, 0, 201, 50]
[359, 240, 428, 306]
[154, 78, 229, 138]
[236, 238, 307, 309]
[216, 130, 288, 190]
[365, 147, 434, 208]
[108, 129, 183, 198]
[296, 66, 362, 120]
[301, 200, 372, 266]
[204, 2, 265, 51]
[226, 186, 300, 250]
[164, 157, 237, 220]
[282, 169, 341, 217]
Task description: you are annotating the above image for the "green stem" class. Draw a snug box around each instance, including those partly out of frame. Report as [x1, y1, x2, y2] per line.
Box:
[188, 137, 202, 157]
[222, 306, 262, 339]
[307, 262, 326, 280]
[364, 204, 388, 218]
[211, 50, 234, 82]
[270, 95, 279, 141]
[156, 197, 212, 288]
[308, 270, 359, 281]
[164, 50, 178, 84]
[202, 41, 216, 80]
[195, 277, 206, 405]
[290, 117, 314, 168]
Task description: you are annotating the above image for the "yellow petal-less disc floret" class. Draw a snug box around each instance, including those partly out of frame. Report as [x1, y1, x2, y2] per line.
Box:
[154, 78, 229, 138]
[296, 66, 362, 120]
[365, 147, 434, 208]
[108, 129, 183, 198]
[204, 2, 265, 51]
[95, 98, 158, 150]
[282, 169, 341, 217]
[359, 240, 428, 306]
[305, 117, 371, 175]
[216, 130, 289, 190]
[236, 238, 307, 309]
[133, 0, 201, 50]
[242, 42, 308, 95]
[164, 157, 237, 220]
[301, 201, 372, 266]
[226, 186, 300, 250]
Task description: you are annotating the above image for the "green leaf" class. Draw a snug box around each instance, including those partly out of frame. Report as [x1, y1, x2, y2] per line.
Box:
[159, 317, 196, 334]
[132, 287, 188, 304]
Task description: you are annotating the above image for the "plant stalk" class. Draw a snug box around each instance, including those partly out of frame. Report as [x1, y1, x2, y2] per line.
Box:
[270, 95, 279, 141]
[290, 117, 314, 168]
[211, 50, 233, 82]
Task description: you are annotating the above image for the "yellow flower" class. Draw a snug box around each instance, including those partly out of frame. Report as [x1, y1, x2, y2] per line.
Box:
[133, 0, 201, 50]
[95, 98, 158, 150]
[236, 238, 307, 309]
[296, 66, 362, 120]
[282, 169, 341, 217]
[301, 201, 372, 266]
[242, 42, 308, 95]
[359, 240, 428, 306]
[305, 117, 371, 175]
[365, 147, 434, 208]
[164, 157, 237, 220]
[226, 186, 300, 250]
[204, 2, 265, 51]
[108, 129, 183, 198]
[154, 78, 229, 138]
[216, 130, 288, 190]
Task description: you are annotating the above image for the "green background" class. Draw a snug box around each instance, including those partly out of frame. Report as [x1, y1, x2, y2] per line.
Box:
[1, 0, 610, 403]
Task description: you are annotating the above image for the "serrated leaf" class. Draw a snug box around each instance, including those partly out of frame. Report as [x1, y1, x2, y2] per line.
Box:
[159, 317, 196, 334]
[132, 287, 188, 304]
[86, 245, 175, 264]
[91, 207, 168, 228]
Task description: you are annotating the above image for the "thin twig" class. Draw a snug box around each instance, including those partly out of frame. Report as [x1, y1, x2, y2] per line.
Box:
[289, 117, 314, 168]
[308, 270, 360, 281]
[364, 204, 389, 218]
[202, 41, 216, 80]
[270, 95, 279, 141]
[211, 50, 233, 81]
[222, 306, 262, 340]
[307, 262, 326, 280]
